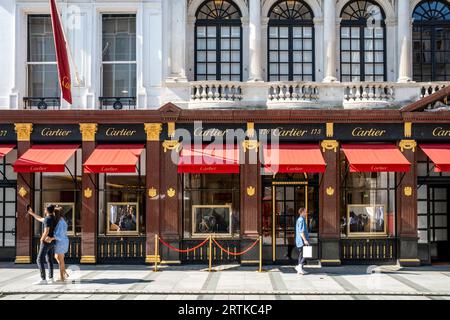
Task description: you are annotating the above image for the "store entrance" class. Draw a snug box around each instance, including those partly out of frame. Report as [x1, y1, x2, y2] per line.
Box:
[262, 174, 318, 262]
[428, 186, 450, 262]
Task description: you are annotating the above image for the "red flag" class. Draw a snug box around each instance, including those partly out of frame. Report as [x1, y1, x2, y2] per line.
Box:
[50, 0, 72, 104]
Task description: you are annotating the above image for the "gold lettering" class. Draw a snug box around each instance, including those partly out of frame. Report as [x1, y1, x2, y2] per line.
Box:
[193, 127, 229, 137]
[40, 128, 72, 137]
[351, 127, 386, 137]
[432, 127, 450, 137]
[105, 128, 136, 137]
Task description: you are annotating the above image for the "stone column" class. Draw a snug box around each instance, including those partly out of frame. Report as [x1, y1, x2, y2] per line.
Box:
[319, 138, 341, 266]
[248, 0, 263, 81]
[14, 124, 33, 264]
[397, 139, 420, 266]
[79, 123, 97, 264]
[323, 0, 338, 82]
[397, 0, 412, 82]
[169, 0, 187, 81]
[144, 123, 162, 264]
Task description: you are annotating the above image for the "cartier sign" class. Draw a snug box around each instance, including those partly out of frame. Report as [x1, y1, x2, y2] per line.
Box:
[334, 123, 402, 141]
[255, 124, 326, 141]
[413, 123, 450, 141]
[0, 124, 15, 143]
[169, 123, 246, 142]
[31, 124, 81, 143]
[97, 124, 146, 143]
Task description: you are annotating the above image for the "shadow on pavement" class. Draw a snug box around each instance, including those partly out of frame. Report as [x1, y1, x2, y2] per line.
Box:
[77, 278, 153, 285]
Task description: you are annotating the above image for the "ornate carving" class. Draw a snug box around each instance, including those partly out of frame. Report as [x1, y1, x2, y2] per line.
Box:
[79, 123, 97, 142]
[144, 123, 163, 141]
[326, 122, 334, 138]
[404, 186, 413, 197]
[246, 186, 255, 197]
[247, 122, 255, 138]
[162, 140, 182, 153]
[321, 140, 339, 152]
[167, 122, 176, 138]
[326, 186, 335, 196]
[242, 140, 260, 152]
[18, 186, 28, 198]
[404, 122, 412, 138]
[167, 187, 176, 198]
[399, 140, 417, 152]
[84, 187, 93, 199]
[148, 187, 157, 198]
[14, 123, 33, 141]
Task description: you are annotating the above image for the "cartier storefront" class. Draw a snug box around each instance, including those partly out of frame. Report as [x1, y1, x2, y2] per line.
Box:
[1, 103, 450, 266]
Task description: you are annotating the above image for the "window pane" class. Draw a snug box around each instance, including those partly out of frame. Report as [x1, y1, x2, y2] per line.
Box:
[28, 64, 59, 97]
[102, 15, 136, 62]
[28, 15, 56, 62]
[102, 63, 136, 97]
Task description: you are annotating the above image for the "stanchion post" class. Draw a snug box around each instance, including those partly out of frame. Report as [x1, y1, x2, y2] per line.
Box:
[153, 234, 158, 272]
[208, 235, 212, 272]
[258, 235, 262, 273]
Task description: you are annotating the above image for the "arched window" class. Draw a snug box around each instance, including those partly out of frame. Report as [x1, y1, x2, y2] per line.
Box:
[340, 0, 386, 82]
[268, 0, 314, 81]
[195, 0, 242, 81]
[413, 1, 450, 81]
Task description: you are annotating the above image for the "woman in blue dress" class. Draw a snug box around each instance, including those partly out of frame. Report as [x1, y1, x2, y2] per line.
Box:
[45, 207, 69, 282]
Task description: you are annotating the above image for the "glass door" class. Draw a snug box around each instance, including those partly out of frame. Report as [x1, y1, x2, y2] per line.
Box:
[429, 186, 450, 262]
[272, 182, 308, 261]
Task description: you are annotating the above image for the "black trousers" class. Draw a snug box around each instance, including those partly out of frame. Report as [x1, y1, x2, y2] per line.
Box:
[36, 241, 55, 280]
[297, 246, 306, 267]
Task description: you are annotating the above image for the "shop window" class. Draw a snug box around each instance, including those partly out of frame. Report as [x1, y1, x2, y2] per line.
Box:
[0, 150, 17, 248]
[183, 174, 240, 238]
[340, 0, 386, 82]
[195, 0, 242, 81]
[267, 0, 314, 81]
[33, 150, 81, 236]
[340, 153, 396, 238]
[413, 1, 450, 81]
[102, 14, 137, 97]
[27, 15, 59, 98]
[98, 151, 145, 236]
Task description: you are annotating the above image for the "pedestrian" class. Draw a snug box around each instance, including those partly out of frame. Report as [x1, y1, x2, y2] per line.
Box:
[44, 207, 69, 282]
[27, 204, 57, 284]
[295, 207, 310, 275]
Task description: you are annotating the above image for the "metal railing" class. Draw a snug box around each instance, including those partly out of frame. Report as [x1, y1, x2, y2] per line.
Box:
[97, 236, 146, 263]
[340, 238, 397, 264]
[23, 97, 61, 110]
[98, 97, 137, 110]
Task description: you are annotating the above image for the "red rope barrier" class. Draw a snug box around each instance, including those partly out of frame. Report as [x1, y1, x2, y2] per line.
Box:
[158, 236, 209, 253]
[212, 238, 260, 256]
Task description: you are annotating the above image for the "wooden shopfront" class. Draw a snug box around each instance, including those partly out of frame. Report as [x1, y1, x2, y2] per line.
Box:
[1, 102, 450, 265]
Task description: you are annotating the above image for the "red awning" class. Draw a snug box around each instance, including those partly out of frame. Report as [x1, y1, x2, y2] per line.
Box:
[13, 144, 79, 173]
[0, 145, 14, 160]
[263, 144, 326, 173]
[83, 144, 144, 173]
[341, 144, 411, 172]
[178, 145, 239, 174]
[420, 144, 450, 172]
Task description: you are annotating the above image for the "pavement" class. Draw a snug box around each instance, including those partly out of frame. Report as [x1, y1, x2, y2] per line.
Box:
[1, 262, 450, 300]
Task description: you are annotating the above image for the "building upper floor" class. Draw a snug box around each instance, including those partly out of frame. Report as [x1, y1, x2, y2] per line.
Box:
[0, 0, 450, 110]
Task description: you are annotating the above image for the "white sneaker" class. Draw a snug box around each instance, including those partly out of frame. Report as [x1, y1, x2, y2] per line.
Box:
[33, 279, 47, 285]
[296, 265, 307, 275]
[294, 265, 302, 273]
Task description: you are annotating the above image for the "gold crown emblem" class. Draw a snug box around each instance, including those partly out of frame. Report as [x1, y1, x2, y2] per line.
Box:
[18, 187, 28, 198]
[326, 186, 335, 196]
[84, 187, 93, 199]
[148, 187, 157, 198]
[404, 186, 412, 197]
[167, 187, 176, 198]
[246, 186, 255, 197]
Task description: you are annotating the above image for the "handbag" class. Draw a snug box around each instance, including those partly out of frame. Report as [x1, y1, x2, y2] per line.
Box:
[303, 245, 313, 258]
